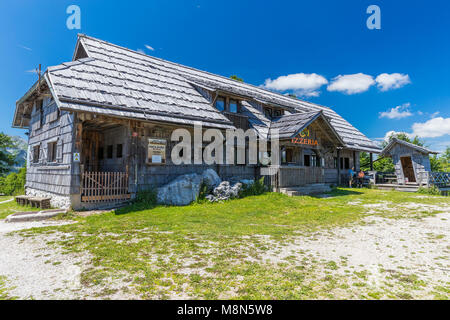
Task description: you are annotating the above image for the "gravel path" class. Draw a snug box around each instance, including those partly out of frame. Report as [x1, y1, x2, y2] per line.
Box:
[0, 198, 13, 205]
[258, 209, 450, 298]
[0, 220, 138, 299]
[0, 220, 88, 299]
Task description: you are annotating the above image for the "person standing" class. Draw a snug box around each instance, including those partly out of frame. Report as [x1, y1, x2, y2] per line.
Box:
[348, 167, 355, 188]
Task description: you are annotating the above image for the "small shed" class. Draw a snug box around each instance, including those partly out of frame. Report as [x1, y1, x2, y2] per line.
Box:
[379, 138, 438, 185]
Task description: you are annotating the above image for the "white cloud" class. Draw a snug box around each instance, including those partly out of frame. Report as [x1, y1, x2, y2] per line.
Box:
[145, 44, 155, 51]
[263, 73, 328, 97]
[382, 130, 412, 142]
[430, 111, 440, 118]
[18, 45, 32, 51]
[379, 103, 413, 119]
[375, 73, 411, 91]
[137, 48, 145, 54]
[411, 117, 450, 138]
[327, 73, 375, 94]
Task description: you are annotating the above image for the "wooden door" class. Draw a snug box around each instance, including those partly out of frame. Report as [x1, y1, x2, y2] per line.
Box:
[400, 156, 416, 183]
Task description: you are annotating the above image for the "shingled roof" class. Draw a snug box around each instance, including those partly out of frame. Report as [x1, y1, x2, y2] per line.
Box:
[380, 138, 439, 157]
[14, 34, 381, 153]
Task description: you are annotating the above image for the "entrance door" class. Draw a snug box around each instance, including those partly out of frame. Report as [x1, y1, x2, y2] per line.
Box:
[400, 156, 416, 183]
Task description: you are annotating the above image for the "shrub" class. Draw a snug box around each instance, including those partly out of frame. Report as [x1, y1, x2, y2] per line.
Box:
[133, 189, 158, 208]
[240, 177, 268, 197]
[417, 185, 442, 196]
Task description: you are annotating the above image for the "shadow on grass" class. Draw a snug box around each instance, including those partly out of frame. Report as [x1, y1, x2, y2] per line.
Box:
[310, 188, 364, 198]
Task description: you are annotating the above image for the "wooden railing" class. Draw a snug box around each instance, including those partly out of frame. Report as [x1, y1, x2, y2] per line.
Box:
[261, 166, 324, 188]
[429, 172, 450, 188]
[81, 171, 130, 203]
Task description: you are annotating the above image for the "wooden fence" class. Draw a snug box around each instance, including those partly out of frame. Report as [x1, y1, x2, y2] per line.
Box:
[81, 171, 130, 203]
[261, 166, 325, 189]
[429, 172, 450, 188]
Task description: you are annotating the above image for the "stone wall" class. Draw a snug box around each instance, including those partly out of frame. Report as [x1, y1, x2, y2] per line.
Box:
[26, 187, 71, 209]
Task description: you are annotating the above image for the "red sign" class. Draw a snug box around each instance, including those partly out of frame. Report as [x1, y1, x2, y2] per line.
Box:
[132, 132, 139, 137]
[291, 137, 318, 146]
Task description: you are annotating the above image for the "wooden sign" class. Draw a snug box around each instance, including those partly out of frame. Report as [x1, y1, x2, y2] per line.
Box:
[291, 128, 319, 146]
[148, 138, 166, 164]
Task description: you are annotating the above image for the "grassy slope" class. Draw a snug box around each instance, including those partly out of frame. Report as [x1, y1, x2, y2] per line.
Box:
[13, 188, 450, 299]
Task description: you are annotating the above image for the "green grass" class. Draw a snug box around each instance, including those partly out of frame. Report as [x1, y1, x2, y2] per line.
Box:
[0, 196, 13, 202]
[16, 188, 450, 299]
[0, 198, 40, 220]
[0, 276, 16, 300]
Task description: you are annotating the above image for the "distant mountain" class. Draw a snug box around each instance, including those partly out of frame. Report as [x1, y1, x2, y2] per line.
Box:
[7, 136, 27, 171]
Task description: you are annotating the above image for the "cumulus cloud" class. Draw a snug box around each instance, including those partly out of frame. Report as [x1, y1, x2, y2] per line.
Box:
[375, 73, 411, 91]
[382, 130, 411, 142]
[411, 117, 450, 138]
[379, 103, 413, 119]
[263, 73, 328, 97]
[327, 73, 375, 94]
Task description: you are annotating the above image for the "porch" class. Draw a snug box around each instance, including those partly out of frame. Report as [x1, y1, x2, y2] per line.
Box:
[76, 116, 133, 204]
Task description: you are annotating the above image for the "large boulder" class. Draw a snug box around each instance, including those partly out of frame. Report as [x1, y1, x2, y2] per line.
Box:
[201, 169, 222, 191]
[157, 173, 203, 206]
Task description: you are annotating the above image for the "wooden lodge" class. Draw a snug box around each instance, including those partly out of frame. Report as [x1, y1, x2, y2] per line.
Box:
[12, 35, 381, 209]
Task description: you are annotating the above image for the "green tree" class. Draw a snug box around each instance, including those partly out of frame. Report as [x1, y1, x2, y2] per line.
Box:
[0, 166, 26, 195]
[230, 75, 243, 82]
[0, 132, 17, 176]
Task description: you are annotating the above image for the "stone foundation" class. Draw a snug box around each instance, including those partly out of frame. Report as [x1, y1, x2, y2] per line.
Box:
[25, 187, 71, 209]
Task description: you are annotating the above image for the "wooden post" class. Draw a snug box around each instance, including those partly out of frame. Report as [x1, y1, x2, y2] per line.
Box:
[370, 153, 373, 171]
[337, 149, 341, 186]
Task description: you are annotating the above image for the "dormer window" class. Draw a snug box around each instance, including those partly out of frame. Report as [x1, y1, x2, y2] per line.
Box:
[264, 108, 272, 118]
[229, 99, 238, 113]
[274, 109, 283, 117]
[215, 97, 225, 112]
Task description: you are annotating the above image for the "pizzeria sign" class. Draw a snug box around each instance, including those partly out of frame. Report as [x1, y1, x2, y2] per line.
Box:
[291, 128, 319, 146]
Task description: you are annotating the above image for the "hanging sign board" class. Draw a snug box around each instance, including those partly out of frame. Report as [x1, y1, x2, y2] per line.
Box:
[73, 152, 80, 162]
[148, 138, 166, 164]
[291, 128, 319, 146]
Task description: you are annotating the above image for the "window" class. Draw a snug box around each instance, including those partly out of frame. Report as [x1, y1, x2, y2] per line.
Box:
[311, 155, 317, 167]
[304, 154, 311, 167]
[107, 145, 113, 159]
[286, 148, 293, 163]
[274, 109, 283, 117]
[340, 157, 350, 169]
[33, 145, 40, 163]
[229, 99, 238, 113]
[116, 144, 123, 158]
[334, 157, 338, 169]
[47, 141, 57, 163]
[215, 97, 225, 112]
[98, 147, 104, 160]
[264, 108, 272, 119]
[37, 100, 44, 127]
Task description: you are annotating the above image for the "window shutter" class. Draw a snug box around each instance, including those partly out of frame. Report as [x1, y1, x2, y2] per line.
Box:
[57, 139, 63, 163]
[41, 144, 47, 163]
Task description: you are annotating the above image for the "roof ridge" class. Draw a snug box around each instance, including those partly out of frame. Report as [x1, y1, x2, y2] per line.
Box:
[77, 34, 335, 111]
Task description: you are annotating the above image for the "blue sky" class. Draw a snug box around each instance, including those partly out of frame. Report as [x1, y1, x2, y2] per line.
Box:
[1, 0, 449, 152]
